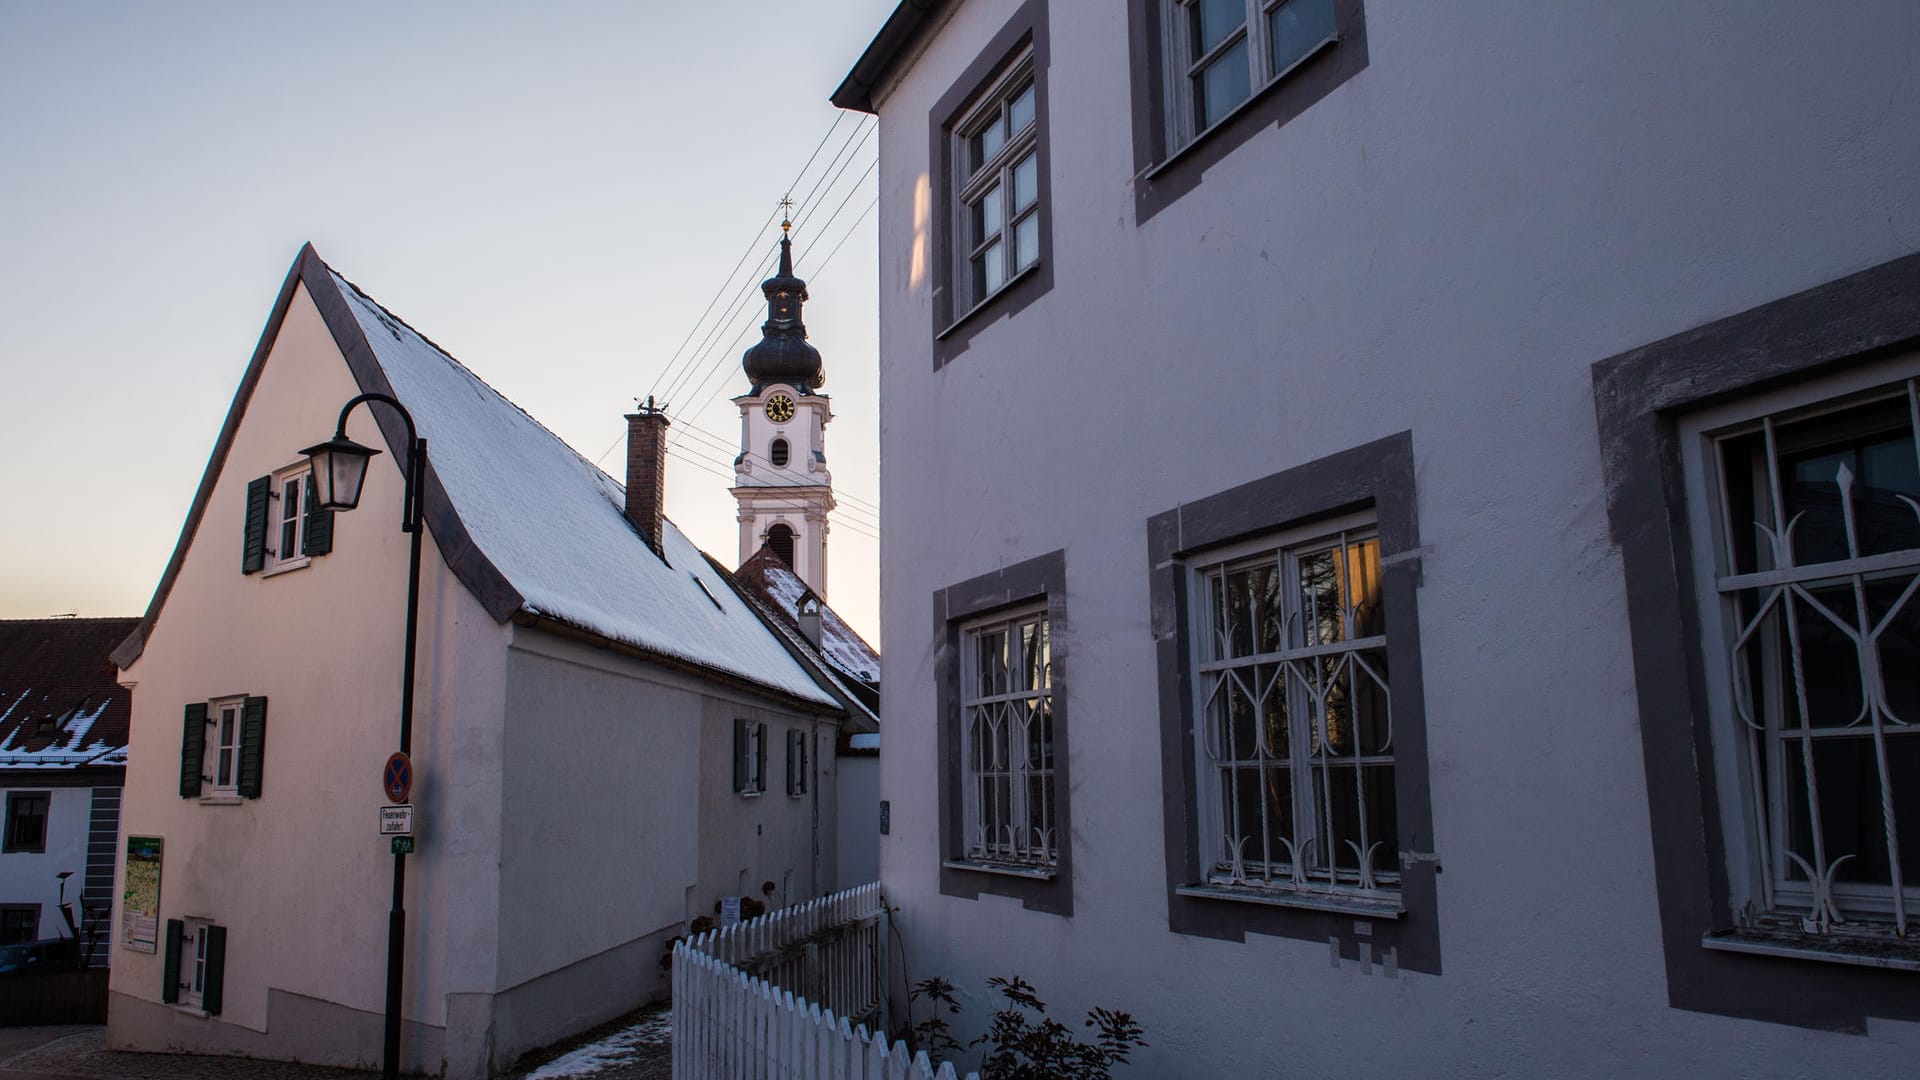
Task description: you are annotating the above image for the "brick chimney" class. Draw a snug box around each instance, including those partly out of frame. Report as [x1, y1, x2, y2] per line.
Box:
[624, 396, 670, 554]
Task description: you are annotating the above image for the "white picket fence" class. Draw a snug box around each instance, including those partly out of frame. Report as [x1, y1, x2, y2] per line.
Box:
[672, 882, 978, 1080]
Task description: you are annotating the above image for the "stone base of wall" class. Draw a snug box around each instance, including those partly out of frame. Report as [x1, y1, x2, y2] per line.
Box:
[473, 920, 678, 1076]
[106, 987, 446, 1075]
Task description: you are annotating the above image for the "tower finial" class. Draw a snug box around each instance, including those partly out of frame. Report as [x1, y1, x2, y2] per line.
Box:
[779, 193, 794, 235]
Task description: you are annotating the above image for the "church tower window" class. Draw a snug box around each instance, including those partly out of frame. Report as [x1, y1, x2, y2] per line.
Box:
[767, 524, 796, 568]
[770, 438, 790, 468]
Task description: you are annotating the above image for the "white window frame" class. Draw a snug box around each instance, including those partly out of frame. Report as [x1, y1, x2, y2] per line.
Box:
[206, 696, 245, 800]
[1159, 0, 1340, 153]
[1185, 510, 1399, 907]
[180, 917, 212, 1011]
[1681, 360, 1920, 939]
[264, 462, 311, 575]
[787, 728, 809, 798]
[951, 48, 1040, 317]
[958, 602, 1056, 872]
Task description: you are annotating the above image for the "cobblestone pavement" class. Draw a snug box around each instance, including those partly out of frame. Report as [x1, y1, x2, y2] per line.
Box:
[0, 1006, 672, 1080]
[2, 1029, 379, 1079]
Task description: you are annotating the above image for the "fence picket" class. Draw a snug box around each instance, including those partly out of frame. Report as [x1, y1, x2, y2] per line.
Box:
[673, 883, 965, 1080]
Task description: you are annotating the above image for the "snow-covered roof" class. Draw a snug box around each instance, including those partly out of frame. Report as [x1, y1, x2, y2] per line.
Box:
[1, 618, 137, 771]
[733, 548, 881, 687]
[323, 269, 836, 708]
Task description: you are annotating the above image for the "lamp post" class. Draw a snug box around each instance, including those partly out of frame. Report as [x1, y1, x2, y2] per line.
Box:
[301, 392, 425, 1080]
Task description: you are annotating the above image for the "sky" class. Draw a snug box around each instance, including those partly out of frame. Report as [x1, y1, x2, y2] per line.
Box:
[0, 0, 892, 643]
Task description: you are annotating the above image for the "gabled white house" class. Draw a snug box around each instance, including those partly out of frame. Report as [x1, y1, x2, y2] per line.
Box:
[108, 244, 853, 1077]
[834, 1, 1920, 1077]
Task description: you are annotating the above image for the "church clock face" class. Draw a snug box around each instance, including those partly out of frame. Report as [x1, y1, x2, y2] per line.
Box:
[764, 393, 796, 423]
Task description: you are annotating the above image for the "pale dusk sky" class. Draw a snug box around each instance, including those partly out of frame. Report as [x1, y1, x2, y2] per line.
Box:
[0, 1, 891, 642]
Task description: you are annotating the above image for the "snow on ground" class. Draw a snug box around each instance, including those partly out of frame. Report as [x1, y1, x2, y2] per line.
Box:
[523, 1012, 672, 1079]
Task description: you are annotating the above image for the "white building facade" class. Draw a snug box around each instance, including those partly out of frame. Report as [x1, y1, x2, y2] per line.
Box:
[835, 1, 1920, 1076]
[108, 246, 849, 1077]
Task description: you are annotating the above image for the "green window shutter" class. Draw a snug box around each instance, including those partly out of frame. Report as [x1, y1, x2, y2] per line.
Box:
[303, 479, 334, 557]
[180, 703, 207, 798]
[202, 925, 227, 1015]
[237, 697, 268, 799]
[161, 919, 183, 1003]
[242, 476, 271, 574]
[733, 718, 748, 793]
[755, 723, 767, 794]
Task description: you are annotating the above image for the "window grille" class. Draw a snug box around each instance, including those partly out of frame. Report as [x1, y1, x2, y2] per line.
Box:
[960, 605, 1056, 870]
[1191, 519, 1396, 894]
[1703, 377, 1920, 935]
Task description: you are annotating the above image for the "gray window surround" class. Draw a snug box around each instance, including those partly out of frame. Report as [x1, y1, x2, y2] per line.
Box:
[1591, 249, 1920, 1031]
[1149, 431, 1441, 974]
[929, 0, 1054, 371]
[1126, 0, 1368, 227]
[935, 549, 1073, 916]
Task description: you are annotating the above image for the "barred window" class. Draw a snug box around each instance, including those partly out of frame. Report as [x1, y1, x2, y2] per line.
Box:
[1190, 515, 1396, 900]
[959, 604, 1056, 871]
[1695, 376, 1920, 936]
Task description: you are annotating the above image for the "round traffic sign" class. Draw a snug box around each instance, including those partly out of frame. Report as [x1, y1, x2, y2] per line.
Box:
[384, 752, 412, 804]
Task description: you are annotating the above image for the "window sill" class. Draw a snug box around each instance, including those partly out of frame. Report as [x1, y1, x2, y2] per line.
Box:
[197, 795, 244, 806]
[261, 557, 310, 578]
[1176, 881, 1403, 920]
[936, 262, 1043, 342]
[1143, 34, 1339, 184]
[944, 858, 1057, 882]
[1702, 929, 1920, 973]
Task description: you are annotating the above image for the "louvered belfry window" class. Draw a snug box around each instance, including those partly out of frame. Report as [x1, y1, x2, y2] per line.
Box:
[1191, 516, 1397, 898]
[1700, 376, 1920, 936]
[959, 605, 1056, 870]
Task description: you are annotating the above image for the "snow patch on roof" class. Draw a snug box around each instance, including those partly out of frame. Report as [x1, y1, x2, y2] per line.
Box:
[0, 696, 121, 768]
[737, 554, 880, 686]
[329, 272, 834, 707]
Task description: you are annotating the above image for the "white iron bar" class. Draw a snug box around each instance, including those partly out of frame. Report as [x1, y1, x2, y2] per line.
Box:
[1196, 632, 1388, 673]
[1717, 548, 1920, 593]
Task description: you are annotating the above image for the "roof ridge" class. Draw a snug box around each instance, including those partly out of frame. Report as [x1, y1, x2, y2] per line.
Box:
[323, 266, 636, 504]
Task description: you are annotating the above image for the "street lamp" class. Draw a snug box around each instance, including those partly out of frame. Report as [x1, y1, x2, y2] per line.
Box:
[301, 392, 425, 1080]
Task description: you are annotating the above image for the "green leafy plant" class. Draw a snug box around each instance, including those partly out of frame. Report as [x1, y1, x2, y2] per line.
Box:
[906, 975, 1147, 1080]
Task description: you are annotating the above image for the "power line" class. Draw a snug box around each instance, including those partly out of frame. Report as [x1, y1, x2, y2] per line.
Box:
[668, 419, 881, 519]
[658, 118, 877, 408]
[666, 447, 880, 542]
[645, 112, 859, 404]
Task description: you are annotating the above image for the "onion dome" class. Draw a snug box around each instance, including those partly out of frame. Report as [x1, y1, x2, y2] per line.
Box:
[742, 224, 825, 392]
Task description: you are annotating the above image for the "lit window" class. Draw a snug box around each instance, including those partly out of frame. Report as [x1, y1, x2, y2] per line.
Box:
[959, 604, 1056, 871]
[1688, 375, 1920, 936]
[1189, 516, 1396, 898]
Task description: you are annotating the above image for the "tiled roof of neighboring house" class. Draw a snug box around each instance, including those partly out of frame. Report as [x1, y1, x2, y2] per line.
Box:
[0, 618, 138, 770]
[733, 547, 881, 688]
[114, 246, 838, 712]
[710, 554, 879, 735]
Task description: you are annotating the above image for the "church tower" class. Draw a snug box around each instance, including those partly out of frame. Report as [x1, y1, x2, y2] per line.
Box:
[731, 216, 835, 597]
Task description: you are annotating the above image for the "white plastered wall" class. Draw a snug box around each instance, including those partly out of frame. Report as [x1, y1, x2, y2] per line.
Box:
[0, 784, 94, 940]
[109, 282, 510, 1069]
[871, 1, 1920, 1077]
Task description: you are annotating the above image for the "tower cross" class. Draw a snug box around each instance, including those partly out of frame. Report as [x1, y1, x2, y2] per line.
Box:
[779, 194, 794, 233]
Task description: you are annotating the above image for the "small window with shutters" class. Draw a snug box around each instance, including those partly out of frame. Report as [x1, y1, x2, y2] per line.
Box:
[181, 696, 268, 802]
[163, 917, 226, 1014]
[787, 728, 809, 797]
[734, 719, 767, 796]
[243, 463, 333, 577]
